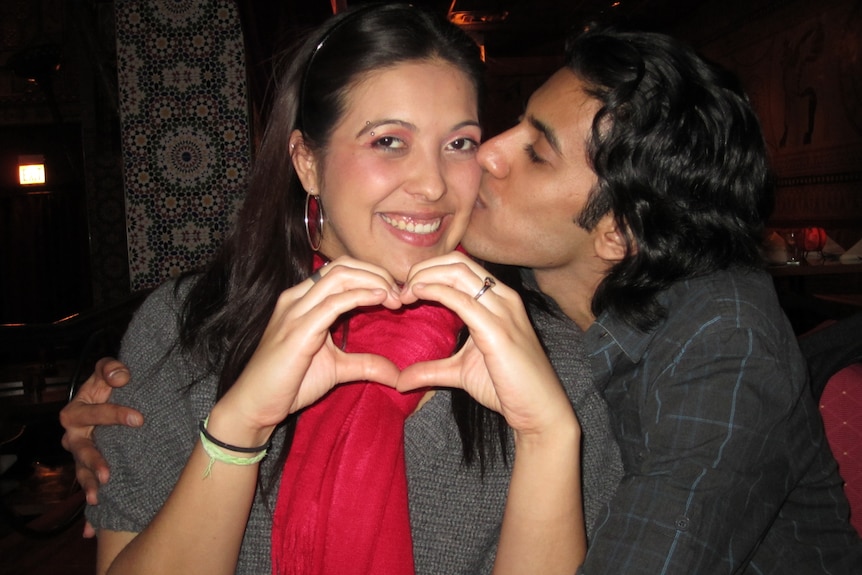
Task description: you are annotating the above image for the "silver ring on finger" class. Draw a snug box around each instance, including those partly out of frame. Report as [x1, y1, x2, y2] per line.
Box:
[473, 276, 496, 300]
[309, 262, 328, 284]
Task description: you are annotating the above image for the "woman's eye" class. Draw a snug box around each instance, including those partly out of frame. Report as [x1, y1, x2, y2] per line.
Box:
[448, 137, 479, 152]
[373, 136, 406, 150]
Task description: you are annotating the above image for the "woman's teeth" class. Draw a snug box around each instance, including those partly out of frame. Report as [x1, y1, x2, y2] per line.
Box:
[381, 215, 441, 235]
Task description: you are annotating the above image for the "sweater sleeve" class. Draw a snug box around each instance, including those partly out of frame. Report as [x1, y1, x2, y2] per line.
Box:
[525, 289, 623, 538]
[86, 279, 210, 534]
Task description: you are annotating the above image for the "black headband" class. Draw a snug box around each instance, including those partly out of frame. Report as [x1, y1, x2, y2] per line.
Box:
[297, 3, 386, 132]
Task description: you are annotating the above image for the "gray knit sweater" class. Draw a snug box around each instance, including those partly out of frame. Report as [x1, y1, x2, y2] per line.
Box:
[87, 275, 622, 574]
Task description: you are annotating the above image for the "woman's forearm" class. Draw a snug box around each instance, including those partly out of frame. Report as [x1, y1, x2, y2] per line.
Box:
[99, 408, 271, 575]
[493, 418, 585, 575]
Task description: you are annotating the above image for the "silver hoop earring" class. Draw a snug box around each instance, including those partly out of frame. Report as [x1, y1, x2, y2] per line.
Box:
[304, 192, 324, 252]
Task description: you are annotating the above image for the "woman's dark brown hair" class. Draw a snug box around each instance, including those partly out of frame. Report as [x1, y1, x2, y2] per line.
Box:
[176, 3, 505, 470]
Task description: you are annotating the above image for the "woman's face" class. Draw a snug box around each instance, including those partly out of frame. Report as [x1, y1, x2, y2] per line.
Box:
[296, 59, 481, 282]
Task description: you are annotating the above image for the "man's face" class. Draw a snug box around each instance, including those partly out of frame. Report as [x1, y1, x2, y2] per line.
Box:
[463, 68, 601, 273]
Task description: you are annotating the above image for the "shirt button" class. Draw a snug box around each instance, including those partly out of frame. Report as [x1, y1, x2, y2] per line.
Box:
[675, 516, 690, 531]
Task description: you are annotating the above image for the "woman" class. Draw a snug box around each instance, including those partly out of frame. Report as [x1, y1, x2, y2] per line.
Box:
[84, 4, 584, 575]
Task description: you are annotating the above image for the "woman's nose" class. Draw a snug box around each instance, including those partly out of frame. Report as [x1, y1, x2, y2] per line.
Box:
[407, 153, 447, 201]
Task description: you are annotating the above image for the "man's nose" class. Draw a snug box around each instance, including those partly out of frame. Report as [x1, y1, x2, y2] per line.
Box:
[477, 133, 509, 179]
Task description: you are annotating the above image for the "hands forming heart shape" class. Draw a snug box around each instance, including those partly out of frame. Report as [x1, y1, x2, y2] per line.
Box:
[221, 251, 576, 441]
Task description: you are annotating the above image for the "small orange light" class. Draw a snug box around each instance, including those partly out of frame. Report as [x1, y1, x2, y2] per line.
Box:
[18, 155, 45, 185]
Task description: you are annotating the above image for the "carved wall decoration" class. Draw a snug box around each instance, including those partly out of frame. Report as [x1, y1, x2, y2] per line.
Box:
[689, 0, 862, 245]
[114, 0, 251, 291]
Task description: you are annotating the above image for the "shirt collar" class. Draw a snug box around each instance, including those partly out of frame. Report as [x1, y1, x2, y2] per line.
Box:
[585, 280, 677, 364]
[520, 267, 663, 363]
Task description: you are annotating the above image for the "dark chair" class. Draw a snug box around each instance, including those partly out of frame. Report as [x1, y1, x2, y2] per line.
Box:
[799, 313, 862, 535]
[798, 313, 862, 399]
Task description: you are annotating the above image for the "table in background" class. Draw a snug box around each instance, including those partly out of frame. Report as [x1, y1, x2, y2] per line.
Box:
[769, 259, 862, 333]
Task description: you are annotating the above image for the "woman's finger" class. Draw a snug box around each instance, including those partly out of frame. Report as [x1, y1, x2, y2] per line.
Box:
[397, 355, 461, 392]
[401, 278, 571, 434]
[292, 258, 403, 316]
[401, 253, 508, 308]
[333, 351, 401, 389]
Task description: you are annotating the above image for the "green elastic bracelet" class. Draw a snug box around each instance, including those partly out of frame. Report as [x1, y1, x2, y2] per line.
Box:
[199, 418, 268, 478]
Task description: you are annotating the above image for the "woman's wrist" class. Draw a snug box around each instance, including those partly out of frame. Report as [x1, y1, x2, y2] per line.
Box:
[206, 403, 277, 451]
[512, 408, 581, 453]
[198, 417, 269, 476]
[199, 418, 271, 453]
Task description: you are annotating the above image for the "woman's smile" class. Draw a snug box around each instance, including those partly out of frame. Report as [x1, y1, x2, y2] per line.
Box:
[380, 213, 443, 235]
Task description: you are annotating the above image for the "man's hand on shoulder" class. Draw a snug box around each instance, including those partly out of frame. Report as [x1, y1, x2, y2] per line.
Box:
[59, 357, 141, 536]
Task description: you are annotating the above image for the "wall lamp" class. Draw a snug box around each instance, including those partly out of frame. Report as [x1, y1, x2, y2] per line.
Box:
[18, 154, 46, 185]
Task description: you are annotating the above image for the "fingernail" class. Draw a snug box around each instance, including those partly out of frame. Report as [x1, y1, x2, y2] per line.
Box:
[108, 368, 128, 379]
[127, 414, 143, 427]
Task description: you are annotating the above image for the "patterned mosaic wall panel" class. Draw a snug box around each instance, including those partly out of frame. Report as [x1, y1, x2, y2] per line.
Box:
[114, 0, 251, 291]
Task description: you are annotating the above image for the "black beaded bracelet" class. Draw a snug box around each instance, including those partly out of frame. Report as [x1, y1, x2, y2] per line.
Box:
[198, 419, 272, 454]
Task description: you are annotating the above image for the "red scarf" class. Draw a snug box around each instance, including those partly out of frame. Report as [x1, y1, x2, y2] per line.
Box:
[271, 256, 463, 574]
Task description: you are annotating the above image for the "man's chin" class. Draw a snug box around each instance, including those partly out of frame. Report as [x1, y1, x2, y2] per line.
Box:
[461, 232, 505, 265]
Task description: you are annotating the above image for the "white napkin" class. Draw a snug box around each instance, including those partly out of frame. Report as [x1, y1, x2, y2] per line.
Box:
[822, 235, 845, 256]
[839, 238, 862, 264]
[764, 230, 787, 264]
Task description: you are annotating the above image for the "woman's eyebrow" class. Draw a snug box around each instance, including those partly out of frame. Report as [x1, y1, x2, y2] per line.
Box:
[452, 119, 482, 131]
[355, 118, 480, 139]
[355, 119, 415, 138]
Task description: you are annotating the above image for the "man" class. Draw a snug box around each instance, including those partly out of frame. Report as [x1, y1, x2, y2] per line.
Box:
[462, 26, 862, 572]
[62, 26, 861, 572]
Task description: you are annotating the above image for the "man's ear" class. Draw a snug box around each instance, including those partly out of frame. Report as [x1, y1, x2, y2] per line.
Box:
[290, 130, 319, 194]
[594, 214, 628, 263]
